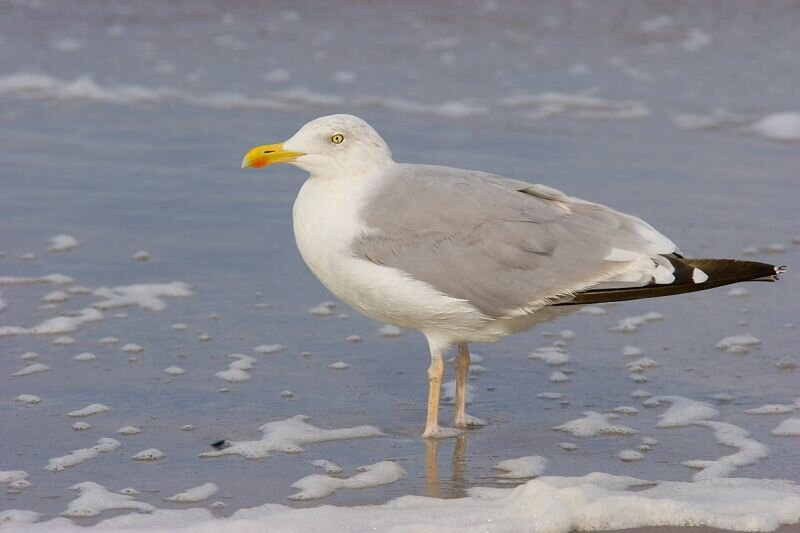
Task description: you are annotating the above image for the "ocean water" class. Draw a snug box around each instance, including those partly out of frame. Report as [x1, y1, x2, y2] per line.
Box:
[1, 0, 799, 530]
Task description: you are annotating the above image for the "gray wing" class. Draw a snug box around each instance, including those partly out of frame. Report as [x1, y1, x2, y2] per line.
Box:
[353, 164, 678, 318]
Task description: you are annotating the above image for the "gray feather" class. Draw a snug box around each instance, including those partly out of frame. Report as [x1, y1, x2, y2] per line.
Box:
[352, 164, 673, 318]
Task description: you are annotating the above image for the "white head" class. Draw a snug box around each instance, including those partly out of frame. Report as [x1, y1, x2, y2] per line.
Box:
[241, 114, 393, 178]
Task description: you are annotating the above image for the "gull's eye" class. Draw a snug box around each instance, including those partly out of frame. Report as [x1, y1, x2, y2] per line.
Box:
[330, 134, 344, 145]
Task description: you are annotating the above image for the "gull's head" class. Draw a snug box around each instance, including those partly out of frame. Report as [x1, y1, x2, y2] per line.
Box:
[242, 114, 393, 178]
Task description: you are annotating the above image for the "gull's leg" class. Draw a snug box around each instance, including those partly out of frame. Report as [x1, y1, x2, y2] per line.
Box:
[453, 343, 486, 429]
[453, 343, 470, 428]
[422, 347, 446, 438]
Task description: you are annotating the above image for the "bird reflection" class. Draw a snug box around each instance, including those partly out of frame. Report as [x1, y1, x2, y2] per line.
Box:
[424, 433, 469, 499]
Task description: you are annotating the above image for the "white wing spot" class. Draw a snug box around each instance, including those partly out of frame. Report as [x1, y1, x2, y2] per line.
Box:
[692, 268, 709, 283]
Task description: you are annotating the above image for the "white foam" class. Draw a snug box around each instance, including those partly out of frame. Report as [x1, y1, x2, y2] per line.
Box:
[652, 396, 719, 427]
[728, 287, 749, 297]
[133, 250, 151, 262]
[68, 403, 111, 417]
[121, 343, 144, 353]
[12, 363, 51, 376]
[48, 234, 79, 252]
[345, 334, 362, 343]
[0, 307, 104, 336]
[378, 324, 402, 337]
[537, 392, 565, 400]
[1, 471, 28, 485]
[15, 394, 41, 404]
[549, 370, 570, 383]
[53, 335, 77, 345]
[0, 273, 73, 285]
[750, 112, 800, 142]
[199, 415, 383, 460]
[166, 482, 219, 503]
[529, 347, 570, 365]
[610, 311, 664, 332]
[0, 509, 40, 527]
[117, 425, 141, 435]
[553, 411, 637, 437]
[44, 438, 120, 471]
[716, 334, 761, 354]
[709, 393, 736, 402]
[498, 91, 649, 121]
[309, 301, 335, 316]
[684, 421, 770, 480]
[493, 456, 548, 478]
[627, 357, 659, 372]
[618, 449, 644, 462]
[92, 282, 191, 311]
[42, 290, 69, 303]
[164, 366, 186, 376]
[98, 336, 120, 345]
[74, 352, 96, 362]
[312, 459, 343, 474]
[253, 344, 285, 355]
[328, 361, 349, 370]
[622, 345, 643, 357]
[611, 406, 639, 415]
[62, 481, 154, 517]
[744, 403, 797, 415]
[289, 461, 405, 500]
[29, 473, 799, 532]
[771, 417, 800, 436]
[216, 354, 257, 382]
[132, 448, 166, 461]
[72, 422, 91, 431]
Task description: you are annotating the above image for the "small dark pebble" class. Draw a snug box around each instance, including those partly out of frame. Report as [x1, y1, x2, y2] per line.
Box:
[211, 439, 231, 450]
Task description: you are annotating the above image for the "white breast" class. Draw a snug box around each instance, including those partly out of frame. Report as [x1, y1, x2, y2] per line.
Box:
[292, 174, 489, 343]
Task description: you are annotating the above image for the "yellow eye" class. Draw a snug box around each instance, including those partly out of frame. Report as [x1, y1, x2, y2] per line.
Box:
[331, 134, 344, 144]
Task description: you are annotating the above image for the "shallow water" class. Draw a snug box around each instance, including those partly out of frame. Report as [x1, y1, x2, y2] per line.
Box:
[1, 0, 799, 529]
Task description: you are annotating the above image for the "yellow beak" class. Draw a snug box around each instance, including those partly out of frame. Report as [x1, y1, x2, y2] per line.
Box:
[241, 143, 305, 169]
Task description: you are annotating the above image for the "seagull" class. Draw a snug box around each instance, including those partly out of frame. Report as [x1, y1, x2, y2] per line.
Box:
[242, 114, 785, 438]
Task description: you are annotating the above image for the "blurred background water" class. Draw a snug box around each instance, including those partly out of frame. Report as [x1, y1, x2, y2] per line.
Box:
[1, 0, 798, 524]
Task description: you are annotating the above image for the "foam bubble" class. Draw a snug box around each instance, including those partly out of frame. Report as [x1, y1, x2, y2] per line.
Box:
[12, 363, 51, 376]
[771, 417, 800, 436]
[253, 344, 285, 355]
[132, 448, 165, 461]
[715, 334, 761, 354]
[553, 412, 637, 437]
[45, 438, 120, 471]
[63, 481, 154, 517]
[166, 482, 219, 503]
[67, 403, 112, 417]
[610, 312, 664, 332]
[684, 421, 769, 480]
[48, 234, 79, 252]
[618, 449, 644, 462]
[92, 282, 192, 311]
[652, 396, 718, 427]
[312, 459, 343, 474]
[493, 456, 548, 479]
[289, 461, 405, 500]
[15, 394, 41, 404]
[199, 415, 382, 460]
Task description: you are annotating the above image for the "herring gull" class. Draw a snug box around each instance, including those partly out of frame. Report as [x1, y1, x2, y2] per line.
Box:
[242, 114, 785, 438]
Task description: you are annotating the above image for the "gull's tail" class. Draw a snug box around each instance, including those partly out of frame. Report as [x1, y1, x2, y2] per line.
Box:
[557, 257, 786, 306]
